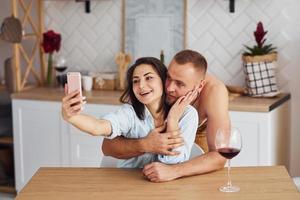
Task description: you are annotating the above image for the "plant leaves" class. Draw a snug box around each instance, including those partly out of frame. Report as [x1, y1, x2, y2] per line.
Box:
[244, 22, 276, 56]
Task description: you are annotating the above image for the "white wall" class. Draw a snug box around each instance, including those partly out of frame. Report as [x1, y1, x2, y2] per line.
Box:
[1, 0, 299, 176]
[187, 0, 300, 176]
[44, 0, 122, 73]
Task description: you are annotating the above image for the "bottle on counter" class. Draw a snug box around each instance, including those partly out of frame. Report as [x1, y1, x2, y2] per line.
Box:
[160, 50, 165, 65]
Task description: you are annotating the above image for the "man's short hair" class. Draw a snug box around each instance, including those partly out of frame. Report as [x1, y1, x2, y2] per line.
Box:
[173, 49, 207, 73]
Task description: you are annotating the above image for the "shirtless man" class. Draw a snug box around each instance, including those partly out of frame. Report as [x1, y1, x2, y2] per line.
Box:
[102, 49, 230, 182]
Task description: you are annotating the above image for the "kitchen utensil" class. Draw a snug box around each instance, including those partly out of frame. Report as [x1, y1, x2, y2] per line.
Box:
[120, 54, 131, 89]
[0, 15, 22, 43]
[115, 52, 131, 90]
[115, 52, 124, 90]
[4, 58, 16, 93]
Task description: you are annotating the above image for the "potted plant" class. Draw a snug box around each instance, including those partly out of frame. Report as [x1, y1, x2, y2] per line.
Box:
[242, 22, 279, 97]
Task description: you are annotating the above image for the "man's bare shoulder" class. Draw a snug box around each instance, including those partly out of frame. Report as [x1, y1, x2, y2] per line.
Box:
[200, 74, 228, 101]
[195, 74, 229, 117]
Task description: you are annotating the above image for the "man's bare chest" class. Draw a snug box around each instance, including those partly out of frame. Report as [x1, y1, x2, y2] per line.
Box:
[192, 98, 206, 125]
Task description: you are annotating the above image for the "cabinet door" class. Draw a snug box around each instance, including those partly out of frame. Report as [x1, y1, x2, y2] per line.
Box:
[13, 100, 62, 192]
[67, 104, 120, 167]
[229, 111, 269, 167]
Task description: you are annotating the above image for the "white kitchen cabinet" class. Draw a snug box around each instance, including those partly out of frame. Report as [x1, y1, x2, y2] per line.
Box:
[230, 100, 290, 167]
[67, 104, 119, 167]
[13, 100, 63, 192]
[12, 99, 119, 192]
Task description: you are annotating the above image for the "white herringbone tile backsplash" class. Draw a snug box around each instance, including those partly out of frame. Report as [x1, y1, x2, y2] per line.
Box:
[187, 0, 293, 88]
[44, 0, 300, 176]
[44, 0, 295, 89]
[187, 1, 300, 177]
[44, 0, 122, 73]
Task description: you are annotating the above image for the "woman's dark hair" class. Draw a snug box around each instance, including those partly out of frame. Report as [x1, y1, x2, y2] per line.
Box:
[120, 57, 170, 120]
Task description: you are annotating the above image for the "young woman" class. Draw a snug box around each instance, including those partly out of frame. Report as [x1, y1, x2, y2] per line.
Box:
[62, 57, 199, 168]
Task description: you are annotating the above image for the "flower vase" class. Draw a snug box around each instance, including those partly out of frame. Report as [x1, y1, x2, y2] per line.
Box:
[46, 53, 54, 86]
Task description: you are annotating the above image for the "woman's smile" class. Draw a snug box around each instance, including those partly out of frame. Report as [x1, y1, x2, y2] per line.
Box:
[132, 64, 163, 106]
[137, 89, 155, 104]
[139, 90, 153, 97]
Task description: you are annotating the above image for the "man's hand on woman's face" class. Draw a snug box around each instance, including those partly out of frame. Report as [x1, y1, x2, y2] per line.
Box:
[141, 124, 184, 155]
[61, 84, 86, 121]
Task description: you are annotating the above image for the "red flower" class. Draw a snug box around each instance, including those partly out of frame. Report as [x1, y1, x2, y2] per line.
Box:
[254, 22, 267, 48]
[42, 30, 61, 53]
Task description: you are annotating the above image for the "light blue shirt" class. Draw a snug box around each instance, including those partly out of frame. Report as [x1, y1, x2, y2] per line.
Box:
[103, 104, 198, 168]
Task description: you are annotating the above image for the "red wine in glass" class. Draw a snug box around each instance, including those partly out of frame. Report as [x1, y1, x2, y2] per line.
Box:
[218, 148, 240, 159]
[215, 127, 242, 193]
[54, 66, 68, 87]
[54, 66, 67, 73]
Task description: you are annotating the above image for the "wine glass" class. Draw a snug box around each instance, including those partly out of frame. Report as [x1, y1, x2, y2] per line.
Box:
[54, 56, 68, 87]
[215, 127, 242, 192]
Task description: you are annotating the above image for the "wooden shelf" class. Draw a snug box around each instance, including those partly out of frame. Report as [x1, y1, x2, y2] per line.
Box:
[0, 184, 16, 194]
[23, 33, 38, 39]
[0, 84, 6, 91]
[12, 0, 45, 92]
[0, 136, 13, 145]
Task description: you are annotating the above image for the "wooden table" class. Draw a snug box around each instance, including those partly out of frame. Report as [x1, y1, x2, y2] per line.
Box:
[16, 166, 299, 200]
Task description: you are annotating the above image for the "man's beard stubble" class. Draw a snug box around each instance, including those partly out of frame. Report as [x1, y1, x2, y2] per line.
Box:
[166, 94, 177, 106]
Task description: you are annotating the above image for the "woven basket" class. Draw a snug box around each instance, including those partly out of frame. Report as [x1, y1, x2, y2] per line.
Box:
[242, 52, 277, 63]
[242, 52, 279, 97]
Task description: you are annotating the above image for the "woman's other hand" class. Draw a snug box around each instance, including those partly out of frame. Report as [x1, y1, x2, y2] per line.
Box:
[62, 84, 86, 121]
[167, 89, 198, 122]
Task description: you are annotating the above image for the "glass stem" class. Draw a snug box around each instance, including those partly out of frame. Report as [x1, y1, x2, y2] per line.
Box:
[227, 159, 232, 187]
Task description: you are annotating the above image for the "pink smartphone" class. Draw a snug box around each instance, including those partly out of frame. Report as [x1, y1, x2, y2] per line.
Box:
[67, 72, 82, 97]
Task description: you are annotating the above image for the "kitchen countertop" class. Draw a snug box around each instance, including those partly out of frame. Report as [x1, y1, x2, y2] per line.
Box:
[11, 87, 123, 105]
[11, 87, 290, 112]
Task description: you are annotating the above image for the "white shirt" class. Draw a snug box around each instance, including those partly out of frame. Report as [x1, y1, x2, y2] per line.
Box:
[103, 104, 198, 168]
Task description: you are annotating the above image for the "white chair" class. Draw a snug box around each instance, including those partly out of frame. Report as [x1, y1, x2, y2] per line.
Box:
[100, 156, 118, 168]
[189, 143, 204, 160]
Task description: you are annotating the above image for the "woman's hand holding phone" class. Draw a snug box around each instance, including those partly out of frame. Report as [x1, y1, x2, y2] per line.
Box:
[66, 72, 82, 97]
[61, 73, 86, 121]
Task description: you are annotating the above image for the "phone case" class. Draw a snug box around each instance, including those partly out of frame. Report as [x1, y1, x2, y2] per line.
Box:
[67, 72, 82, 97]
